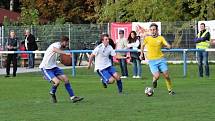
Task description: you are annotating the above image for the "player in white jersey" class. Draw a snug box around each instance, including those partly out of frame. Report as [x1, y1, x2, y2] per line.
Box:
[39, 36, 83, 103]
[88, 34, 123, 93]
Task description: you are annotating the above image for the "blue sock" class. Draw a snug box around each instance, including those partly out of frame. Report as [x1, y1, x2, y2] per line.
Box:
[50, 85, 57, 94]
[116, 80, 123, 93]
[65, 83, 75, 97]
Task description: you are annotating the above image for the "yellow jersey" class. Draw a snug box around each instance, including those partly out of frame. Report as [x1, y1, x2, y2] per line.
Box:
[143, 36, 168, 60]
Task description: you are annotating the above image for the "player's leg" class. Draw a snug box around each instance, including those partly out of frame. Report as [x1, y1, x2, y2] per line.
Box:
[97, 67, 122, 93]
[112, 73, 123, 93]
[50, 77, 61, 103]
[148, 60, 160, 88]
[159, 58, 175, 95]
[108, 66, 123, 93]
[57, 74, 75, 97]
[152, 73, 160, 88]
[41, 68, 60, 103]
[162, 71, 175, 95]
[57, 72, 84, 103]
[97, 70, 108, 88]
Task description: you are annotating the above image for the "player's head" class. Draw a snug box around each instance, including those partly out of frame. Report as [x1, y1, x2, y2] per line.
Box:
[60, 36, 69, 48]
[101, 34, 109, 46]
[200, 23, 206, 31]
[149, 23, 158, 37]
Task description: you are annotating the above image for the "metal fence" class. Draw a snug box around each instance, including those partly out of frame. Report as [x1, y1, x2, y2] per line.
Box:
[0, 22, 215, 68]
[161, 21, 196, 48]
[0, 24, 108, 50]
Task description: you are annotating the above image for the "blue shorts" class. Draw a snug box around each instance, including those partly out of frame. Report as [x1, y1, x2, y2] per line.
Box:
[41, 67, 64, 82]
[148, 58, 168, 74]
[97, 66, 116, 84]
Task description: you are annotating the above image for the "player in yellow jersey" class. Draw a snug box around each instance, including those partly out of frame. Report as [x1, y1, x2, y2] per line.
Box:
[140, 23, 175, 95]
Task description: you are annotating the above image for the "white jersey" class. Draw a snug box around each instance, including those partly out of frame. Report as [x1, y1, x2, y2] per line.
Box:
[93, 43, 116, 71]
[39, 42, 61, 69]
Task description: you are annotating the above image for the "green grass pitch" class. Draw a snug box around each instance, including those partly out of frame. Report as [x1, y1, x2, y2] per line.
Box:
[0, 64, 215, 121]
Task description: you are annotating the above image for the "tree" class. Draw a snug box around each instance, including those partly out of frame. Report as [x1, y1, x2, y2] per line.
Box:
[98, 0, 215, 23]
[33, 0, 102, 23]
[19, 7, 39, 25]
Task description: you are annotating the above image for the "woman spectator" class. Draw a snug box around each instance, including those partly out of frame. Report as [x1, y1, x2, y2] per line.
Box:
[127, 31, 142, 78]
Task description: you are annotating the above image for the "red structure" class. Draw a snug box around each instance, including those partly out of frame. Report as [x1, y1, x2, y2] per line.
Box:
[0, 8, 20, 26]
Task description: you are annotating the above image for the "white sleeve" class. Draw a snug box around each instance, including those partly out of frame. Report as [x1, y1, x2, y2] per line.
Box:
[92, 46, 99, 55]
[127, 40, 140, 50]
[127, 43, 134, 48]
[53, 43, 61, 49]
[110, 47, 116, 56]
[133, 39, 140, 48]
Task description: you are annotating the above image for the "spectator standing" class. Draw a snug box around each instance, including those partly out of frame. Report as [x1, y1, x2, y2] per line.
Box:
[127, 31, 142, 78]
[194, 23, 210, 77]
[24, 29, 38, 68]
[5, 30, 19, 77]
[116, 30, 128, 78]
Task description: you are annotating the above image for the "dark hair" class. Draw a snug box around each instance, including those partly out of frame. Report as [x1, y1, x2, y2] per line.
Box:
[119, 30, 124, 34]
[60, 36, 69, 42]
[97, 34, 115, 48]
[200, 23, 205, 27]
[127, 31, 138, 43]
[100, 34, 109, 42]
[150, 23, 158, 30]
[109, 38, 116, 49]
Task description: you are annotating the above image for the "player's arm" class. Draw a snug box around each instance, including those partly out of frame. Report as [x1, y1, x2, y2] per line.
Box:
[110, 47, 126, 59]
[165, 42, 171, 49]
[115, 53, 127, 59]
[53, 47, 71, 55]
[162, 37, 171, 49]
[88, 53, 95, 69]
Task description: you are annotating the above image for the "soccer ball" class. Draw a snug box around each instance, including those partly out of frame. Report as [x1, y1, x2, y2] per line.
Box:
[144, 87, 154, 97]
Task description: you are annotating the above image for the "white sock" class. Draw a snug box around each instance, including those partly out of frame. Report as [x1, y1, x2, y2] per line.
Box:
[70, 96, 75, 100]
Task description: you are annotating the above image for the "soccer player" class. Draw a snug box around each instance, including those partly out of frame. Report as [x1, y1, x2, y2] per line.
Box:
[140, 23, 175, 95]
[39, 36, 84, 103]
[88, 34, 123, 93]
